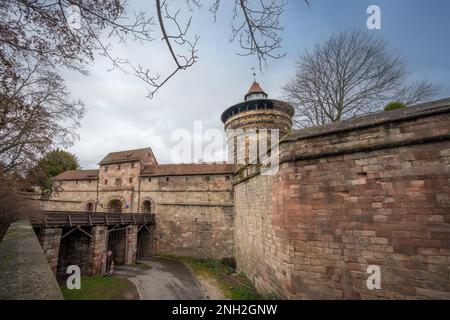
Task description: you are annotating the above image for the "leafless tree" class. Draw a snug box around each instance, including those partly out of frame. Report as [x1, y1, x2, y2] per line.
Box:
[0, 55, 84, 176]
[0, 0, 309, 99]
[0, 174, 40, 240]
[282, 30, 438, 128]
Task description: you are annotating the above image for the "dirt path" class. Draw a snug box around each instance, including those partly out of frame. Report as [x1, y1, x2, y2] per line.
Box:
[196, 275, 227, 300]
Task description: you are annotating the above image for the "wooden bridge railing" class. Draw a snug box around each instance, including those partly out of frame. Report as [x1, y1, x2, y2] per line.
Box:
[31, 211, 155, 228]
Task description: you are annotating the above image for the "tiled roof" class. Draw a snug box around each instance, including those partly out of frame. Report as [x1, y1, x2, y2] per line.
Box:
[52, 170, 99, 181]
[98, 147, 153, 165]
[245, 82, 267, 98]
[141, 163, 237, 177]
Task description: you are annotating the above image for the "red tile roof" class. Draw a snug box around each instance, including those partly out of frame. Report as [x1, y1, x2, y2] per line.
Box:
[141, 163, 237, 177]
[52, 170, 99, 181]
[98, 147, 154, 165]
[245, 82, 267, 98]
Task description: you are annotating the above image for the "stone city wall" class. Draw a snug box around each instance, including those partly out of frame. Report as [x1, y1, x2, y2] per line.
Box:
[234, 99, 450, 299]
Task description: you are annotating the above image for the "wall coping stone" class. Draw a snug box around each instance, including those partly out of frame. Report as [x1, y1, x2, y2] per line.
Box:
[0, 220, 63, 300]
[283, 98, 450, 143]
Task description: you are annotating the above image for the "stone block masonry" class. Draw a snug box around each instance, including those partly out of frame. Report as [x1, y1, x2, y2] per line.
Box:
[234, 99, 450, 299]
[125, 226, 138, 265]
[233, 172, 288, 297]
[139, 173, 235, 259]
[155, 204, 234, 259]
[89, 226, 108, 275]
[37, 227, 62, 274]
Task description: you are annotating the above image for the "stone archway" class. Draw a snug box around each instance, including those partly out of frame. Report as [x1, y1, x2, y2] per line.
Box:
[85, 201, 95, 212]
[107, 199, 123, 213]
[142, 200, 152, 213]
[140, 197, 155, 214]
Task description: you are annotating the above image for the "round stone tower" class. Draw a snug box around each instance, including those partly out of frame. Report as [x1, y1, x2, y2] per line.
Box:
[221, 81, 294, 165]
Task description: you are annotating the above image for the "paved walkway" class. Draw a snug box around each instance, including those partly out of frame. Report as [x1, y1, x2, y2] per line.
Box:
[115, 257, 205, 300]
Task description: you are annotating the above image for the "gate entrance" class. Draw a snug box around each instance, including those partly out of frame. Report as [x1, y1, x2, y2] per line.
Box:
[107, 227, 127, 266]
[57, 226, 93, 279]
[137, 225, 154, 258]
[107, 200, 123, 213]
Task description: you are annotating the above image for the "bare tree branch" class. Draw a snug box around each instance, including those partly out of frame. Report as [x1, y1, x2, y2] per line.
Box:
[0, 55, 84, 175]
[0, 0, 309, 99]
[282, 30, 439, 128]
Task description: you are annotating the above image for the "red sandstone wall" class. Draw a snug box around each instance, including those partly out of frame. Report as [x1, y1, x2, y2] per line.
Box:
[234, 100, 450, 299]
[277, 141, 450, 299]
[233, 172, 289, 297]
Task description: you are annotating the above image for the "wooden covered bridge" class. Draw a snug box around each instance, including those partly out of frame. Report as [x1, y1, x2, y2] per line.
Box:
[32, 211, 156, 278]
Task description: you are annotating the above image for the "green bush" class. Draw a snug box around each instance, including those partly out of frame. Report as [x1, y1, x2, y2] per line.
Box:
[384, 101, 407, 111]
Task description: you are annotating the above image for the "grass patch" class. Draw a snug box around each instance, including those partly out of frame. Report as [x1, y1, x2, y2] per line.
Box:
[61, 275, 139, 300]
[178, 257, 266, 300]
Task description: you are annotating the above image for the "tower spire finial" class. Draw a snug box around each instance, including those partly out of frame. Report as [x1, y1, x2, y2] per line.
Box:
[251, 67, 256, 82]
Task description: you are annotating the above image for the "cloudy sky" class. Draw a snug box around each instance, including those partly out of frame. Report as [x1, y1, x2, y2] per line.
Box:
[61, 0, 450, 169]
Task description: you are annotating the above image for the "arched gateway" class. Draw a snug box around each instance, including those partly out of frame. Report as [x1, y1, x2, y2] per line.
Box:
[107, 199, 123, 213]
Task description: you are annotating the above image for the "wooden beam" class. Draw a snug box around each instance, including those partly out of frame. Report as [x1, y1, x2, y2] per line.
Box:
[61, 227, 77, 240]
[76, 226, 93, 239]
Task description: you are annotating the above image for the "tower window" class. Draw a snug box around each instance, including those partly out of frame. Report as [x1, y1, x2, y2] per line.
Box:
[104, 166, 108, 172]
[117, 164, 121, 170]
[129, 177, 133, 183]
[104, 179, 108, 185]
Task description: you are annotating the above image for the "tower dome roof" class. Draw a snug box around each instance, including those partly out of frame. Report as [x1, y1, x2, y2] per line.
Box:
[245, 82, 268, 101]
